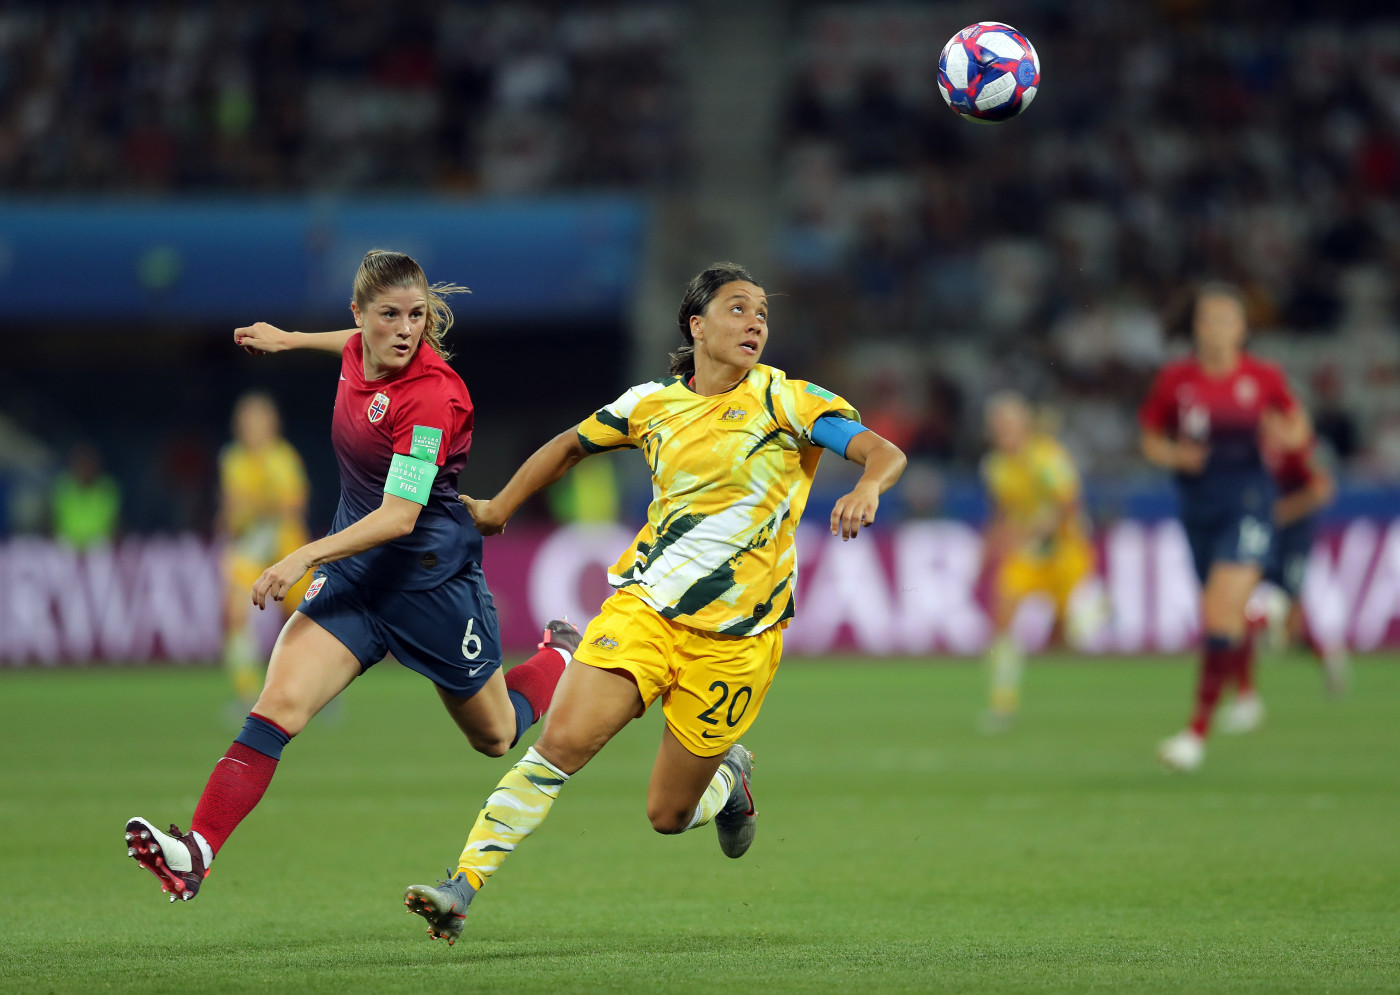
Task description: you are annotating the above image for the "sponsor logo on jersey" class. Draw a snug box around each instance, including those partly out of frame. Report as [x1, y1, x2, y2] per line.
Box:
[367, 392, 390, 423]
[804, 383, 836, 401]
[589, 634, 619, 651]
[720, 407, 748, 422]
[305, 576, 326, 600]
[1234, 376, 1257, 406]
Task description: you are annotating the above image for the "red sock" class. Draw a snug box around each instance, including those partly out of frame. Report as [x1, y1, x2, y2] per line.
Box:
[505, 647, 568, 723]
[1236, 631, 1257, 695]
[191, 741, 280, 856]
[1189, 638, 1239, 737]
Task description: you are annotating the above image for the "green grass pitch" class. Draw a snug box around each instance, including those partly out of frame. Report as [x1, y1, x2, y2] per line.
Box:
[1, 655, 1397, 993]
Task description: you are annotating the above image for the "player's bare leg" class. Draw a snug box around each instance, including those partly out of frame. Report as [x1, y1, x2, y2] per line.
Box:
[647, 728, 756, 856]
[437, 619, 581, 758]
[646, 727, 730, 832]
[406, 661, 639, 944]
[983, 594, 1024, 732]
[253, 613, 363, 734]
[223, 585, 261, 705]
[438, 674, 517, 757]
[1161, 562, 1261, 771]
[1285, 601, 1350, 696]
[126, 612, 360, 900]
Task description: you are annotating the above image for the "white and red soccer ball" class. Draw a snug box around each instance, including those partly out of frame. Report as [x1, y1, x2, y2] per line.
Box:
[937, 22, 1040, 123]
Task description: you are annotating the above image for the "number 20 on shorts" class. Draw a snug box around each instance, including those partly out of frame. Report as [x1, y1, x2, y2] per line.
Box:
[698, 680, 753, 728]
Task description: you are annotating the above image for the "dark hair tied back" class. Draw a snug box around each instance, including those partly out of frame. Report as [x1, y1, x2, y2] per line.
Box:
[669, 261, 757, 378]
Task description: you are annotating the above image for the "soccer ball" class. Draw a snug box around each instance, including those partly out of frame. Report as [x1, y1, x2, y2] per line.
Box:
[937, 22, 1040, 123]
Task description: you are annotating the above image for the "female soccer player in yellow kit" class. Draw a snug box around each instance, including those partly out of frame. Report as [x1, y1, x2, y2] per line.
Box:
[980, 392, 1095, 728]
[219, 392, 310, 703]
[403, 262, 907, 944]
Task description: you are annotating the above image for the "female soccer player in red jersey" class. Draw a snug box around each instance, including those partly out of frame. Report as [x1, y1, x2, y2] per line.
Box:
[400, 262, 907, 945]
[1139, 283, 1308, 771]
[124, 250, 576, 902]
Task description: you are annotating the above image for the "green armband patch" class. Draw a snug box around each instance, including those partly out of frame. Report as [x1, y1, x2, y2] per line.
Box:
[384, 452, 435, 506]
[804, 383, 836, 401]
[409, 425, 443, 462]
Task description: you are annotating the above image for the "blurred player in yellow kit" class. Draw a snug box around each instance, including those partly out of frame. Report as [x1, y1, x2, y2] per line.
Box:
[220, 392, 310, 703]
[980, 392, 1095, 728]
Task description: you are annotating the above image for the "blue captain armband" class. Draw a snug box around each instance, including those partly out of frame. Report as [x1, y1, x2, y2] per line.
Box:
[810, 414, 867, 457]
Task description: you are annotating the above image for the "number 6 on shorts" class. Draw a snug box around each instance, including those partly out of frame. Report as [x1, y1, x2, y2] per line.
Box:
[461, 618, 482, 660]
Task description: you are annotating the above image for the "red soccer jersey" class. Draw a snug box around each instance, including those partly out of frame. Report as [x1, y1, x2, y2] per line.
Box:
[1140, 353, 1296, 461]
[1139, 353, 1298, 512]
[327, 333, 479, 590]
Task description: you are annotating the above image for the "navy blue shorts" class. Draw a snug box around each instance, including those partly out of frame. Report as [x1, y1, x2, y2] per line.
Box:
[1264, 516, 1315, 598]
[1183, 510, 1275, 584]
[297, 559, 502, 698]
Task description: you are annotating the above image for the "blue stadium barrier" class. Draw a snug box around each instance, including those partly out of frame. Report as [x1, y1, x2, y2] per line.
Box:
[0, 196, 646, 322]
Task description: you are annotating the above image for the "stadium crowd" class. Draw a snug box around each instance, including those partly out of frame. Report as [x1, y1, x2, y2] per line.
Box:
[2, 0, 1398, 538]
[0, 1, 686, 194]
[773, 3, 1400, 478]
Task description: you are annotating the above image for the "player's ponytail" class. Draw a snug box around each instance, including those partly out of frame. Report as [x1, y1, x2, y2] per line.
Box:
[670, 261, 758, 378]
[352, 249, 469, 360]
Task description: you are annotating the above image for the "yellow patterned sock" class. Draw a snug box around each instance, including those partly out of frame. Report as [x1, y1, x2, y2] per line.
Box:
[457, 747, 569, 886]
[683, 762, 737, 832]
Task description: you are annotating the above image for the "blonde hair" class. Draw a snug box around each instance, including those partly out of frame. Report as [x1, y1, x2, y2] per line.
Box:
[351, 249, 469, 359]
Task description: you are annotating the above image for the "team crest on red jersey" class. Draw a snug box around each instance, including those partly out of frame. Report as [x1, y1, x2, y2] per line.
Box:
[1234, 376, 1257, 406]
[367, 392, 391, 424]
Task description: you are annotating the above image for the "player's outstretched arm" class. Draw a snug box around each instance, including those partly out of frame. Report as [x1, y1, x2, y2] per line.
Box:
[829, 430, 907, 541]
[234, 322, 357, 356]
[461, 428, 591, 536]
[250, 493, 420, 609]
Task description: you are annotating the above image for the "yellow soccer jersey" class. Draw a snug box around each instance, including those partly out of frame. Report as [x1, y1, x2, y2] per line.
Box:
[220, 439, 308, 560]
[981, 435, 1086, 557]
[577, 364, 859, 636]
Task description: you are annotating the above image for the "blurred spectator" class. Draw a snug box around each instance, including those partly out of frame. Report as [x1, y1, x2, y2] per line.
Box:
[0, 2, 686, 195]
[50, 443, 120, 550]
[0, 415, 56, 536]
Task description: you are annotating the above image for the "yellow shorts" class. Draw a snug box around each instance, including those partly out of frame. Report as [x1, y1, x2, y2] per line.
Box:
[572, 590, 783, 758]
[225, 528, 311, 614]
[997, 540, 1095, 613]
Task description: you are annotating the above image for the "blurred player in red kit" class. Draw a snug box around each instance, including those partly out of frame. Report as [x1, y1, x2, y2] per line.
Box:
[1139, 283, 1308, 771]
[123, 250, 576, 903]
[1237, 430, 1348, 707]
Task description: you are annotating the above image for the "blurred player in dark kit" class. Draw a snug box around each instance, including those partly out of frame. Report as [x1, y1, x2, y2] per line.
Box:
[1238, 430, 1347, 708]
[1140, 284, 1306, 771]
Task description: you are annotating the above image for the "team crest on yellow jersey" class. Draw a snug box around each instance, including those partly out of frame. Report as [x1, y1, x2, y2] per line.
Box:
[720, 407, 748, 422]
[589, 634, 619, 650]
